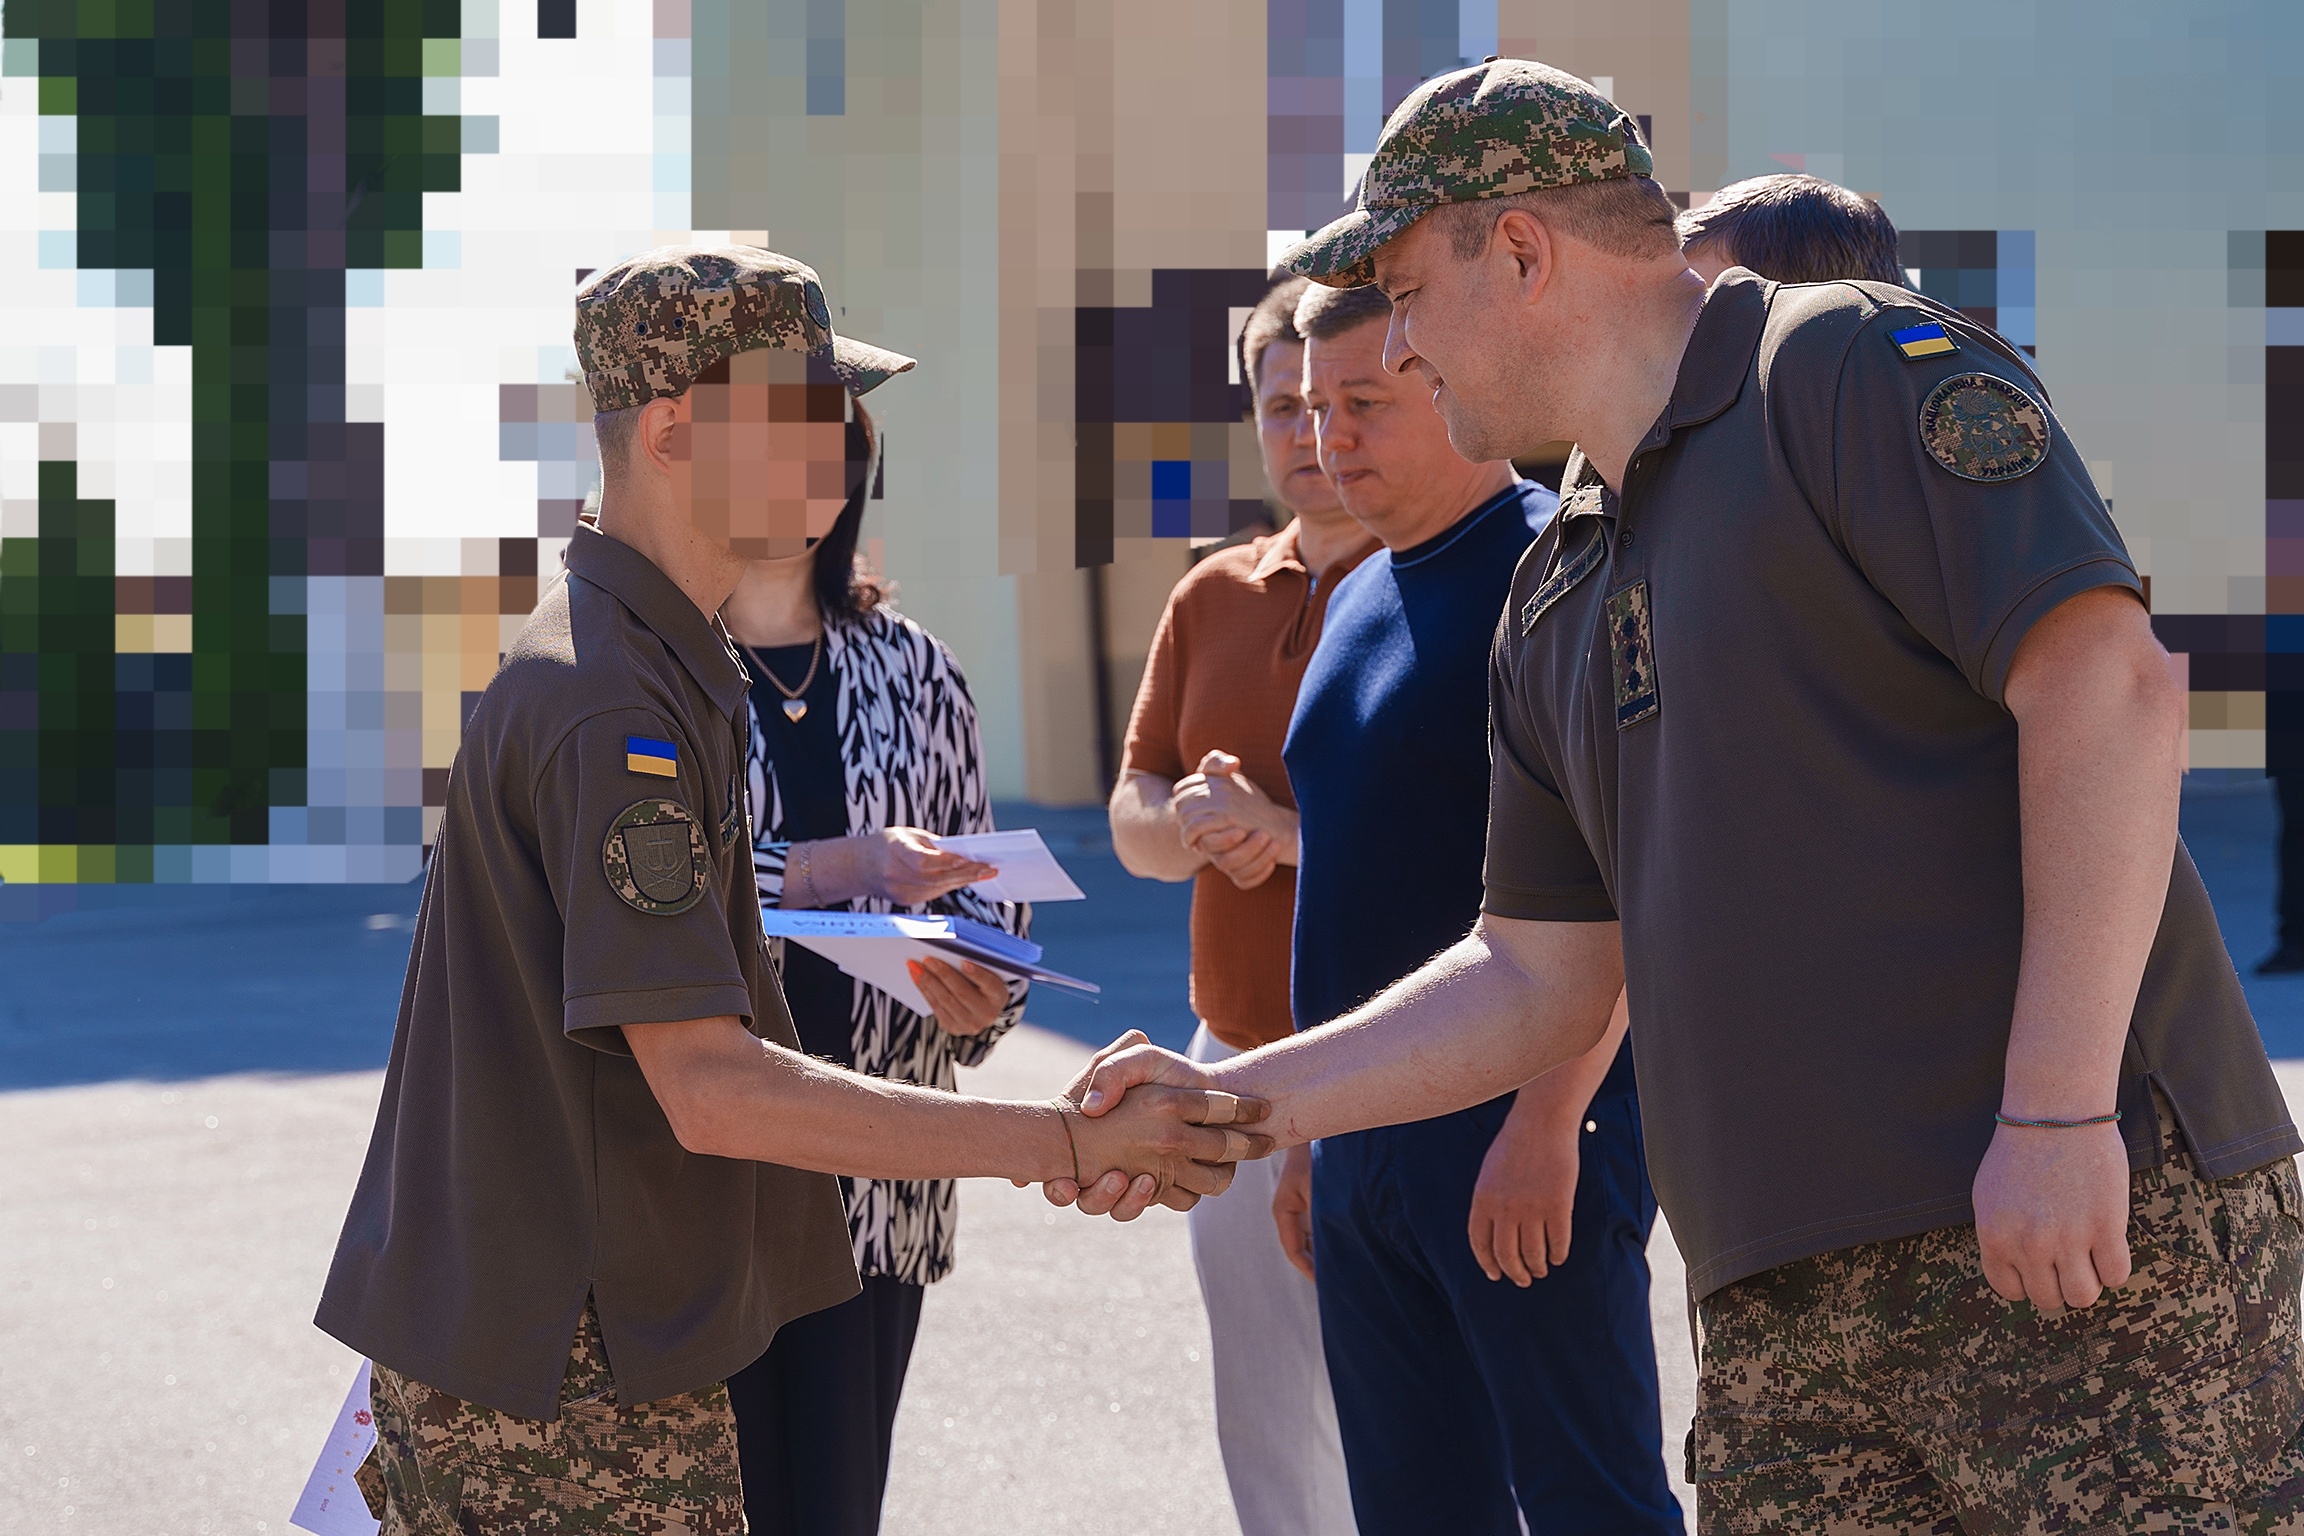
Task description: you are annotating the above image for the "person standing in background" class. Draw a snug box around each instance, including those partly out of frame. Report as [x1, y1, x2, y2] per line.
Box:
[1272, 279, 1676, 1536]
[716, 384, 1030, 1534]
[1675, 172, 1907, 288]
[1107, 275, 1374, 1536]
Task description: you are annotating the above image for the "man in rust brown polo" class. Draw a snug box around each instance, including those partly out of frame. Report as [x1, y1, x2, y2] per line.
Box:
[315, 246, 1268, 1532]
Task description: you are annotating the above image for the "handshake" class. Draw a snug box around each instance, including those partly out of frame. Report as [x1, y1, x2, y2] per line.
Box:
[1027, 1031, 1272, 1219]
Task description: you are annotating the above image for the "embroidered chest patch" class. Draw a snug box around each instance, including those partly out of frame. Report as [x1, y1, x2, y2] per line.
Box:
[1606, 581, 1660, 729]
[1918, 372, 2050, 483]
[604, 798, 709, 915]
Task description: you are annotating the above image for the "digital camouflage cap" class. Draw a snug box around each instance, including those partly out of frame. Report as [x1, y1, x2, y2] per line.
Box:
[1282, 58, 1654, 289]
[576, 245, 917, 411]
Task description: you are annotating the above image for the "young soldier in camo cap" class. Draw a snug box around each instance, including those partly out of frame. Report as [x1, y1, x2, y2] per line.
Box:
[1058, 59, 2304, 1532]
[317, 244, 1270, 1533]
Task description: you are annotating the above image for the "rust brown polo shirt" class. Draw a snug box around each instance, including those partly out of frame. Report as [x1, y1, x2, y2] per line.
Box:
[1122, 520, 1376, 1049]
[317, 524, 858, 1419]
[1484, 270, 2300, 1299]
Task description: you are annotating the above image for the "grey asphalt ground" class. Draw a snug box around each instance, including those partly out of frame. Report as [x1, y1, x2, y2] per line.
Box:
[0, 1023, 1696, 1536]
[1, 779, 2298, 1534]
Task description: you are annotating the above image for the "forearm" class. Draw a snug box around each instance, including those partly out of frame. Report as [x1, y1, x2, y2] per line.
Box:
[1204, 916, 1624, 1145]
[1109, 771, 1204, 881]
[2003, 595, 2185, 1116]
[649, 1021, 1073, 1180]
[1504, 988, 1628, 1135]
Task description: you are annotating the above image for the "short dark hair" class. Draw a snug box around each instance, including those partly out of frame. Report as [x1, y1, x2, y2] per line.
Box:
[1239, 275, 1309, 392]
[1676, 174, 1905, 286]
[1292, 280, 1392, 344]
[1433, 176, 1682, 263]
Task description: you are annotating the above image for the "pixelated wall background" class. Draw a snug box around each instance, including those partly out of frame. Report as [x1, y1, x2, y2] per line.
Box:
[0, 0, 2299, 881]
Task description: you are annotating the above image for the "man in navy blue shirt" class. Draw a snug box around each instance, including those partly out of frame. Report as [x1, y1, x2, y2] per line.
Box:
[1274, 281, 1677, 1533]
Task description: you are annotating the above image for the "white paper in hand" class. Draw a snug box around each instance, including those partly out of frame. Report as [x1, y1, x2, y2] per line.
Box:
[935, 829, 1086, 903]
[290, 1359, 381, 1536]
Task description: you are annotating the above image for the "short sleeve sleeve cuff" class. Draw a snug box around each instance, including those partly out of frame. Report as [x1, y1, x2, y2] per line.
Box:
[1483, 636, 1617, 924]
[1977, 556, 2143, 705]
[1481, 882, 1620, 923]
[565, 981, 757, 1054]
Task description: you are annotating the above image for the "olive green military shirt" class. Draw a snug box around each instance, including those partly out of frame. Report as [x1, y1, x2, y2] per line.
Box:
[317, 524, 858, 1419]
[1484, 271, 2300, 1300]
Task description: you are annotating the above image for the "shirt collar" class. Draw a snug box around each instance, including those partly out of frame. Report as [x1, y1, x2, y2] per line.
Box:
[1248, 519, 1308, 583]
[1559, 268, 1771, 501]
[565, 523, 752, 719]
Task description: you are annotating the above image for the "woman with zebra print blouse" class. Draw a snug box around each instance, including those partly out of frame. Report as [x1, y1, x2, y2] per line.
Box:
[715, 397, 1029, 1536]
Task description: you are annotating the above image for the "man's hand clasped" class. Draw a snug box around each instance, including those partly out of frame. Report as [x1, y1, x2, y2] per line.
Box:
[1172, 750, 1298, 891]
[1019, 1030, 1273, 1219]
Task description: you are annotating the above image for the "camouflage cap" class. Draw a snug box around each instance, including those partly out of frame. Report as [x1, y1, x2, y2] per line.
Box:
[575, 245, 917, 412]
[1282, 58, 1654, 289]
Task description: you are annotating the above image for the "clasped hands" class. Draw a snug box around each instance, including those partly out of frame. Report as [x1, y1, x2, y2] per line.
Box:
[1172, 751, 1296, 891]
[1020, 1031, 1272, 1218]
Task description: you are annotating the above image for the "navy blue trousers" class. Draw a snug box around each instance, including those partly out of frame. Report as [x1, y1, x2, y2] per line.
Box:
[1311, 1084, 1682, 1536]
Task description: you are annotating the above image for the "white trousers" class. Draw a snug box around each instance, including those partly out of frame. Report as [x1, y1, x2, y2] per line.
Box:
[1186, 1024, 1360, 1536]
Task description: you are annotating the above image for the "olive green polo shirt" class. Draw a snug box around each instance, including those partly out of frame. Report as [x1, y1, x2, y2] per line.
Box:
[317, 524, 858, 1420]
[1484, 271, 2300, 1300]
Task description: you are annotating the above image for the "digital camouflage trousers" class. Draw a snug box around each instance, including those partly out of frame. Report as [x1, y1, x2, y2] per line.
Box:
[1693, 1098, 2304, 1535]
[360, 1296, 745, 1535]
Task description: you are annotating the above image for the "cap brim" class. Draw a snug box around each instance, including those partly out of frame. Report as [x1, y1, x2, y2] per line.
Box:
[830, 334, 918, 397]
[1280, 204, 1426, 289]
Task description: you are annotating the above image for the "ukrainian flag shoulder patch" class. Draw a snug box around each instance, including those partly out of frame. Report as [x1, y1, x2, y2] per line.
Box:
[626, 735, 680, 778]
[1889, 321, 1958, 360]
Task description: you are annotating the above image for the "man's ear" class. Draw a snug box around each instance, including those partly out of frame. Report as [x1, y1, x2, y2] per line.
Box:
[636, 394, 686, 477]
[1492, 207, 1554, 302]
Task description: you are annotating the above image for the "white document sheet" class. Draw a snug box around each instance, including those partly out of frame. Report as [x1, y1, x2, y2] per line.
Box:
[761, 910, 1097, 1014]
[290, 1360, 380, 1536]
[934, 829, 1086, 903]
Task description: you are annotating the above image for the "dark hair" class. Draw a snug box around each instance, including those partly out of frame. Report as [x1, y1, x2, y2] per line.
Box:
[811, 400, 886, 622]
[1676, 174, 1905, 286]
[1434, 176, 1682, 262]
[1292, 279, 1393, 343]
[1239, 274, 1310, 392]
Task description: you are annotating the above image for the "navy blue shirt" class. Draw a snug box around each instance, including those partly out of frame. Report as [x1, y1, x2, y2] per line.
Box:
[1287, 480, 1630, 1095]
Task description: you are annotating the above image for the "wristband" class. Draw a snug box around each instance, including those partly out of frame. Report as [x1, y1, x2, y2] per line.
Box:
[1055, 1104, 1083, 1185]
[1994, 1109, 2121, 1129]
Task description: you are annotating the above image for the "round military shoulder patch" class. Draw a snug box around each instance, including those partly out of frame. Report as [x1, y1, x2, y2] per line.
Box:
[603, 798, 708, 916]
[1918, 372, 2051, 483]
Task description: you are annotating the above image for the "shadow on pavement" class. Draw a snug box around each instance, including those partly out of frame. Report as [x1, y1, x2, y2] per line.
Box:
[0, 880, 425, 1089]
[5, 780, 2292, 1092]
[0, 802, 1194, 1091]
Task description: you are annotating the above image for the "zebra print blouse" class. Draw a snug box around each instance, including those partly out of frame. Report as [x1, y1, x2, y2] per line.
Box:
[747, 605, 1028, 1286]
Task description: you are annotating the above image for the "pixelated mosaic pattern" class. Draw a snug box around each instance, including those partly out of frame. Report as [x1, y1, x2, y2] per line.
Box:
[0, 0, 475, 882]
[1074, 269, 1274, 565]
[2157, 231, 2303, 774]
[1898, 229, 2036, 356]
[0, 0, 694, 884]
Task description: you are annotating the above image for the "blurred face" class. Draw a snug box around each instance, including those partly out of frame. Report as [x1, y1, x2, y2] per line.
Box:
[1370, 210, 1561, 464]
[1251, 339, 1342, 520]
[1302, 314, 1484, 548]
[664, 348, 860, 559]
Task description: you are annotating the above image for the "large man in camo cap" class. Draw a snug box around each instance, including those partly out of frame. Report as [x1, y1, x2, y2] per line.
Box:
[1060, 59, 2304, 1531]
[316, 245, 1270, 1533]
